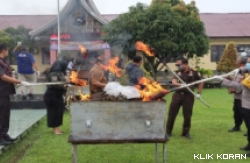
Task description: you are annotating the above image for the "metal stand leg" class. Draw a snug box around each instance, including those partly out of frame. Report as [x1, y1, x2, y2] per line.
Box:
[163, 143, 167, 163]
[155, 143, 158, 163]
[72, 144, 78, 163]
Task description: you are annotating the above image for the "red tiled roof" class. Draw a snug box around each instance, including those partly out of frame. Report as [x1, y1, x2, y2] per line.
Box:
[0, 15, 55, 30]
[0, 13, 250, 37]
[200, 13, 250, 37]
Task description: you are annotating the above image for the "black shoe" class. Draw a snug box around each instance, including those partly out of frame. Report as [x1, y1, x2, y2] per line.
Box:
[182, 134, 192, 139]
[4, 137, 17, 142]
[0, 140, 11, 146]
[240, 145, 250, 151]
[244, 133, 248, 136]
[3, 135, 17, 142]
[22, 95, 27, 100]
[246, 153, 250, 157]
[28, 93, 34, 99]
[228, 127, 240, 132]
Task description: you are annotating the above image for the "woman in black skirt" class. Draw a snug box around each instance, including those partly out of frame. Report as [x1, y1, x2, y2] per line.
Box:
[44, 60, 68, 135]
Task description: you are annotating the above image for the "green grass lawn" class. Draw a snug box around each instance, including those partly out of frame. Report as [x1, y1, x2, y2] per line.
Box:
[1, 88, 250, 163]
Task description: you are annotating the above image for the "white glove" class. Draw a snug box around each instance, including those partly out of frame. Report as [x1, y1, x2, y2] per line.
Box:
[228, 69, 239, 75]
[36, 71, 41, 77]
[21, 81, 31, 86]
[195, 93, 201, 99]
[213, 75, 224, 81]
[179, 84, 186, 87]
[17, 42, 22, 47]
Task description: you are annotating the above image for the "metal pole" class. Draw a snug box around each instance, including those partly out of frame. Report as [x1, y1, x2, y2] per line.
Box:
[163, 143, 167, 163]
[57, 0, 61, 59]
[155, 143, 158, 163]
[72, 144, 78, 163]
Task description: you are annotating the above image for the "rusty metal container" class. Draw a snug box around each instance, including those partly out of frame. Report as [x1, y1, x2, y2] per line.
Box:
[68, 100, 168, 163]
[69, 101, 167, 143]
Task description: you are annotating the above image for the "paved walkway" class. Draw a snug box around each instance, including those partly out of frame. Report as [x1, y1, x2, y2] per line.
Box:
[0, 109, 46, 155]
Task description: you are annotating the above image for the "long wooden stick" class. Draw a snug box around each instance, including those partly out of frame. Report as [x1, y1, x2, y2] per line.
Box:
[169, 72, 235, 92]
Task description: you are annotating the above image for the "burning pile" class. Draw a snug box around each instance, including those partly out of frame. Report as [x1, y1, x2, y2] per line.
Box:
[136, 78, 169, 101]
[69, 41, 167, 102]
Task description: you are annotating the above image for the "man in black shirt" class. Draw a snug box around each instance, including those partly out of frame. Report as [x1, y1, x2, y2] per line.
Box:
[0, 43, 30, 146]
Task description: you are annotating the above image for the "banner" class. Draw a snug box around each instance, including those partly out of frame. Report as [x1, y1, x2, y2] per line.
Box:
[50, 41, 110, 51]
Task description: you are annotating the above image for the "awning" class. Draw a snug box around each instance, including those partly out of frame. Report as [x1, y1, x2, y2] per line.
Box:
[50, 41, 110, 51]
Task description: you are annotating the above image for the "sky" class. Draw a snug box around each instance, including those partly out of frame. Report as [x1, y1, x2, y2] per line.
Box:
[0, 0, 249, 15]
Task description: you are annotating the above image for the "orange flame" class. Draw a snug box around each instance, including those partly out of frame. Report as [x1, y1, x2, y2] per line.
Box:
[70, 71, 87, 86]
[78, 91, 90, 101]
[135, 41, 155, 57]
[135, 77, 169, 101]
[99, 56, 124, 77]
[78, 44, 86, 54]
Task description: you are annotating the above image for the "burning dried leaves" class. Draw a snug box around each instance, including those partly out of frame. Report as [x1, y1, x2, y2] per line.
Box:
[72, 92, 134, 102]
[136, 78, 169, 101]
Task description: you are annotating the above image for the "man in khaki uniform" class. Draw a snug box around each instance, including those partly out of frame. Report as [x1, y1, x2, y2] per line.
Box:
[88, 53, 107, 98]
[166, 57, 203, 139]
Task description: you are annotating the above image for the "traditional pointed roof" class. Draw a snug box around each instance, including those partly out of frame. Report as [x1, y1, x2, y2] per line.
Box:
[29, 0, 108, 38]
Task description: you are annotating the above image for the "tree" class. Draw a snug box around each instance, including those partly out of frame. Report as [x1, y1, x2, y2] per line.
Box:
[0, 30, 11, 44]
[4, 26, 32, 64]
[216, 42, 237, 72]
[102, 1, 209, 79]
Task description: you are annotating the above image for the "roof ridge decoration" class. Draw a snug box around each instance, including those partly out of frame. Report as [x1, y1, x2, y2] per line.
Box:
[86, 0, 104, 19]
[80, 0, 108, 24]
[29, 0, 108, 38]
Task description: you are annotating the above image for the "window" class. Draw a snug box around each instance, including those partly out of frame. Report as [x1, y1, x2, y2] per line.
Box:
[210, 45, 226, 62]
[41, 48, 50, 65]
[236, 44, 250, 57]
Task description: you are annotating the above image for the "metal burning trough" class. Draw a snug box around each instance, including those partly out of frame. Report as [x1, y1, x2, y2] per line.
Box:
[68, 100, 168, 163]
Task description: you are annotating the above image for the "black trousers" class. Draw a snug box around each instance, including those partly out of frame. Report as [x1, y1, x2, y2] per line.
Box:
[242, 108, 250, 144]
[44, 89, 65, 128]
[166, 92, 194, 135]
[233, 99, 243, 128]
[0, 96, 10, 141]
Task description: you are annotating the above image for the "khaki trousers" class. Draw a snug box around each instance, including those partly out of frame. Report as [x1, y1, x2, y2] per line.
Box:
[18, 73, 37, 95]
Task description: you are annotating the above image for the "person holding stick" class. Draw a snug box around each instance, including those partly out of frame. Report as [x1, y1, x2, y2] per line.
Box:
[0, 43, 30, 145]
[215, 62, 250, 157]
[166, 57, 203, 139]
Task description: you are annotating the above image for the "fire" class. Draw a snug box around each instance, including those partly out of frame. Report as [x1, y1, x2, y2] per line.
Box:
[78, 91, 90, 101]
[99, 56, 124, 77]
[69, 71, 87, 86]
[78, 44, 86, 53]
[135, 41, 155, 57]
[136, 77, 169, 101]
